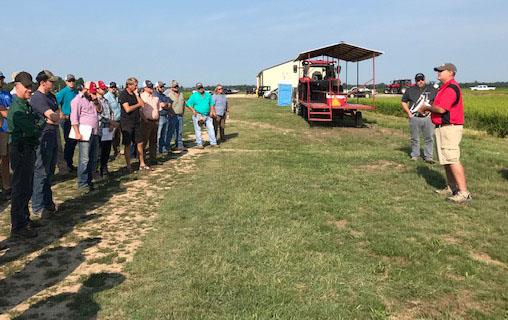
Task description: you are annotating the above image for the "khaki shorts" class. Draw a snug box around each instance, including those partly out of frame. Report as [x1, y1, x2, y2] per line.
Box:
[435, 125, 463, 165]
[0, 132, 9, 157]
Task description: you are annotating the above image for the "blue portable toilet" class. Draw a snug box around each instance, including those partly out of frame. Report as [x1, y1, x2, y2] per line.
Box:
[277, 82, 292, 106]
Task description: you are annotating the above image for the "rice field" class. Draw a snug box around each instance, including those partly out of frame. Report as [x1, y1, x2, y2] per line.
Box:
[365, 89, 508, 137]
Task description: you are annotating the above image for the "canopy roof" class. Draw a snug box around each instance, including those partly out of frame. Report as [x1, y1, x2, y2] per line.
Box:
[294, 41, 383, 62]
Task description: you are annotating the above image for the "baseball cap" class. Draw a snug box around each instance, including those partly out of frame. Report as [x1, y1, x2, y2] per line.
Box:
[0, 71, 4, 79]
[36, 70, 59, 83]
[156, 81, 165, 88]
[109, 81, 117, 88]
[65, 74, 76, 81]
[415, 73, 425, 81]
[434, 63, 457, 73]
[97, 80, 108, 90]
[143, 80, 154, 88]
[14, 71, 34, 88]
[195, 82, 204, 89]
[84, 81, 97, 94]
[170, 80, 179, 88]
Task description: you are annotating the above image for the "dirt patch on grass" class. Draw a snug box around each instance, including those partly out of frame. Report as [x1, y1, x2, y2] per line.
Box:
[358, 160, 406, 172]
[388, 290, 487, 320]
[0, 148, 204, 318]
[470, 251, 507, 269]
[327, 219, 348, 230]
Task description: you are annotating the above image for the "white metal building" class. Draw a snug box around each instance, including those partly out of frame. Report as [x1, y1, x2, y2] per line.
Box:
[256, 60, 301, 91]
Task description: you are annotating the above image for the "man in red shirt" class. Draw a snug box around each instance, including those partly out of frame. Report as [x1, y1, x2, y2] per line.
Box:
[419, 63, 471, 203]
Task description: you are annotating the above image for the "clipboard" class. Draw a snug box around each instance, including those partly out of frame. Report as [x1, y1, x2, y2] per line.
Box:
[69, 124, 92, 141]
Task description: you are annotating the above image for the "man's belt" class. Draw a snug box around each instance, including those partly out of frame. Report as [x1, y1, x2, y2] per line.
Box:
[435, 124, 459, 128]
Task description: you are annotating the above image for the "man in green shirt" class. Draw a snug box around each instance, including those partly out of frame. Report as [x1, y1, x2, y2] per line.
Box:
[7, 72, 42, 239]
[186, 83, 218, 149]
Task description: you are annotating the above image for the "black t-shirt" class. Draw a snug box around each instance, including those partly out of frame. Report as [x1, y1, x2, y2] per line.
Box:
[118, 89, 140, 128]
[401, 85, 437, 116]
[29, 90, 59, 134]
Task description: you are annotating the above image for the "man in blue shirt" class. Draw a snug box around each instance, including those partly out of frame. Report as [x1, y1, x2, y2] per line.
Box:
[56, 74, 78, 171]
[0, 71, 12, 199]
[186, 83, 218, 149]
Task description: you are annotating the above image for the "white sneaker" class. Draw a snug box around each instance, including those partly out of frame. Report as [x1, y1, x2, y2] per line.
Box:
[447, 191, 472, 204]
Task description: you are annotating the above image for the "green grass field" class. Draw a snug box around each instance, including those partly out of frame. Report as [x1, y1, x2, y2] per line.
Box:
[365, 89, 508, 137]
[91, 98, 508, 319]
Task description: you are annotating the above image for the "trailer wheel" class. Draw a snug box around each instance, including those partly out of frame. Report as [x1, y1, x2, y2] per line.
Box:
[355, 111, 363, 128]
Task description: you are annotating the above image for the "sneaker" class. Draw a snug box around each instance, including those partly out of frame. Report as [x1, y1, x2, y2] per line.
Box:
[410, 156, 419, 161]
[176, 146, 188, 151]
[196, 145, 204, 149]
[447, 191, 472, 204]
[424, 158, 435, 164]
[11, 226, 38, 239]
[435, 186, 457, 196]
[210, 144, 220, 148]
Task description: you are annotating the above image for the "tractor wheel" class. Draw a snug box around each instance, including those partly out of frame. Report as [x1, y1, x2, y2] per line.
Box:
[401, 88, 407, 94]
[270, 93, 277, 100]
[355, 111, 363, 128]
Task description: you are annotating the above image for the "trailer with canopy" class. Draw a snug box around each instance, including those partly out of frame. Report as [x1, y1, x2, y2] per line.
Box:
[292, 41, 383, 126]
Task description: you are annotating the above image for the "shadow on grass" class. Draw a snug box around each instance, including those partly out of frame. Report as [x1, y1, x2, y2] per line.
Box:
[396, 146, 412, 157]
[0, 238, 100, 315]
[416, 165, 447, 189]
[13, 272, 125, 320]
[500, 169, 508, 181]
[0, 173, 128, 265]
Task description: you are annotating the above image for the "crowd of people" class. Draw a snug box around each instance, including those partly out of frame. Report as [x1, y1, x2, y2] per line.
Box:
[0, 70, 229, 239]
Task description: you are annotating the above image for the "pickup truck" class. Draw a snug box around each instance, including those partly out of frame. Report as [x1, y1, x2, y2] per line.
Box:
[470, 85, 496, 91]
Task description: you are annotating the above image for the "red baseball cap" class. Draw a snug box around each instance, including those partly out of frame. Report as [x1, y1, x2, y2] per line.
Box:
[97, 80, 108, 90]
[84, 81, 97, 94]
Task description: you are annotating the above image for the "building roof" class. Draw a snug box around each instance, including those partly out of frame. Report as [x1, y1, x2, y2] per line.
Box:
[294, 41, 383, 62]
[257, 59, 295, 77]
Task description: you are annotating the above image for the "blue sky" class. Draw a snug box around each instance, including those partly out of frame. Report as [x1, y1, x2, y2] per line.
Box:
[1, 0, 507, 86]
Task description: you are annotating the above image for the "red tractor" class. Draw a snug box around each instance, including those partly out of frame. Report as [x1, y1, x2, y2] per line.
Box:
[384, 79, 413, 94]
[292, 42, 383, 127]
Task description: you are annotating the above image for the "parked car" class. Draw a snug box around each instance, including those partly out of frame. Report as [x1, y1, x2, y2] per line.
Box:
[470, 84, 496, 91]
[264, 88, 278, 100]
[257, 86, 271, 97]
[223, 88, 238, 94]
[246, 88, 256, 95]
[347, 87, 372, 98]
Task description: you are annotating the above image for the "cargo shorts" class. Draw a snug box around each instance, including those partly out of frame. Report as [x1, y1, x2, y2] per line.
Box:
[435, 125, 463, 165]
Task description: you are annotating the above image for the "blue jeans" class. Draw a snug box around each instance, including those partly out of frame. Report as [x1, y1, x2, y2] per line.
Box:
[409, 116, 434, 159]
[61, 118, 77, 168]
[10, 143, 36, 230]
[166, 114, 178, 149]
[175, 115, 184, 148]
[157, 112, 169, 153]
[32, 131, 58, 212]
[77, 134, 99, 189]
[192, 114, 217, 146]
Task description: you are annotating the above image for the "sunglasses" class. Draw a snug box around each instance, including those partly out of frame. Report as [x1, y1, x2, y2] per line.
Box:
[416, 78, 425, 82]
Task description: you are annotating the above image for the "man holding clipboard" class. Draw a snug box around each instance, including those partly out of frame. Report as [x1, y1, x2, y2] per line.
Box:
[70, 81, 101, 193]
